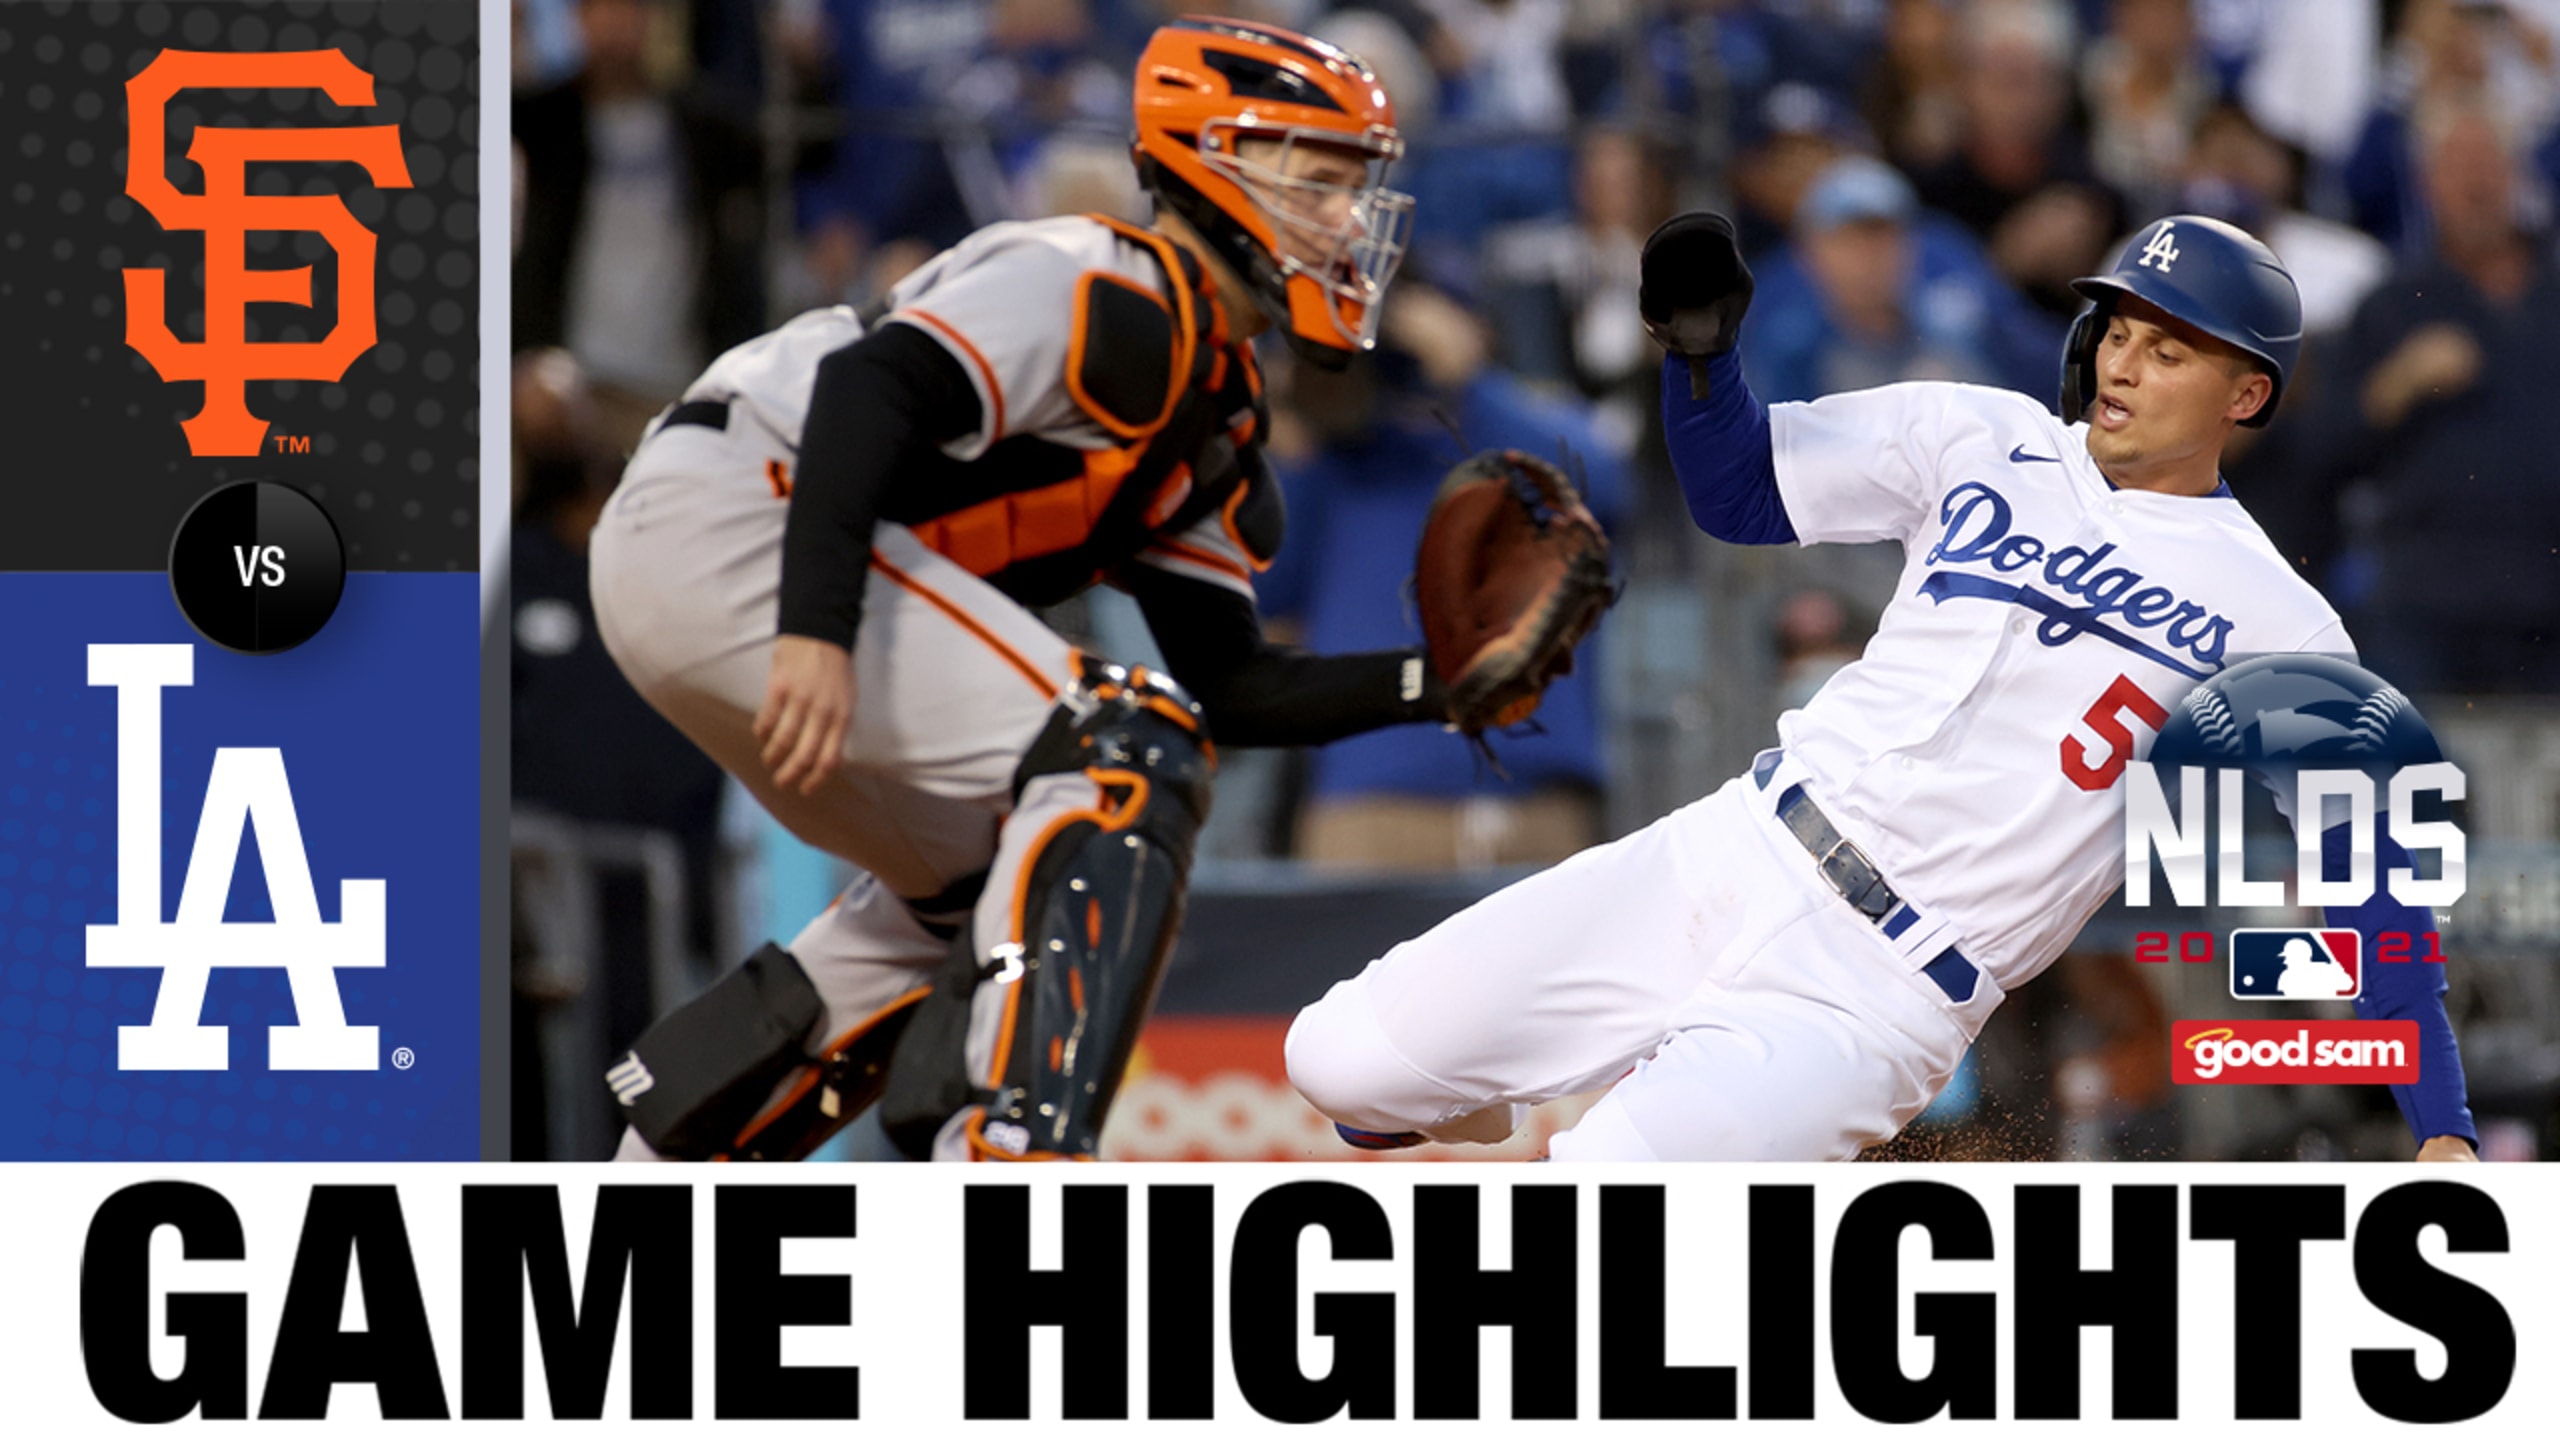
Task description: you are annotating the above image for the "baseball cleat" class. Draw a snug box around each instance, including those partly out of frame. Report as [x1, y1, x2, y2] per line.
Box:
[1335, 1123, 1428, 1151]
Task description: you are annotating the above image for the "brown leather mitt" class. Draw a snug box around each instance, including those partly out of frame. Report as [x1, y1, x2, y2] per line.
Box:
[1413, 448, 1613, 737]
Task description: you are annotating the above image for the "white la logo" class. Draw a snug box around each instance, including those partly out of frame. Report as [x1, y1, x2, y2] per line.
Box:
[2138, 223, 2181, 272]
[83, 644, 386, 1070]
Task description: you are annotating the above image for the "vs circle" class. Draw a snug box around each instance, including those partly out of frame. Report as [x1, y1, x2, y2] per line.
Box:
[168, 480, 347, 655]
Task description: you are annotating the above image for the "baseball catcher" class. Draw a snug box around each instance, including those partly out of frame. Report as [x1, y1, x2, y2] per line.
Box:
[585, 17, 1608, 1163]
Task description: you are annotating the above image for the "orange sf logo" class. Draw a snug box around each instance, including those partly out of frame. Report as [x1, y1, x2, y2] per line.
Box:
[124, 51, 414, 457]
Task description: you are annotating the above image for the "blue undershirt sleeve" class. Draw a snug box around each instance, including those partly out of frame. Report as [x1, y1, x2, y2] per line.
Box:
[1660, 349, 1797, 544]
[2321, 821, 2476, 1149]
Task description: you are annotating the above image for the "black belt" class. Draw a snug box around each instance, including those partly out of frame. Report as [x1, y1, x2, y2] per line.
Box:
[661, 398, 730, 432]
[1767, 775, 1979, 1004]
[1775, 783, 1902, 923]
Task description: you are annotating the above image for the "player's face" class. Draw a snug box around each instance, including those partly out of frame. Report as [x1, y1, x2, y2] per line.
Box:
[2082, 298, 2272, 485]
[1237, 137, 1373, 271]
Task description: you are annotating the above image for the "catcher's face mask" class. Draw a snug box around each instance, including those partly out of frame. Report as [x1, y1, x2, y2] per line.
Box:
[1204, 123, 1415, 353]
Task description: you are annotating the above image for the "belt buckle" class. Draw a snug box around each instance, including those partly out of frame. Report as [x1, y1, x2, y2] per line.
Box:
[1815, 836, 1861, 902]
[1819, 836, 1889, 917]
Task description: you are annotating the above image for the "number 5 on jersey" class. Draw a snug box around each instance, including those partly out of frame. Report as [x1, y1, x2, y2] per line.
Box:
[2062, 674, 2169, 791]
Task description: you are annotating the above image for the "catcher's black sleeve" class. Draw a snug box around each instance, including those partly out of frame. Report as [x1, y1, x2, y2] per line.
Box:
[778, 323, 981, 649]
[1128, 565, 1445, 748]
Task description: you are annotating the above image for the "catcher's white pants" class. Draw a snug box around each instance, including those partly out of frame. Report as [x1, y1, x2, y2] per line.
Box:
[589, 413, 1113, 1160]
[1286, 753, 2006, 1160]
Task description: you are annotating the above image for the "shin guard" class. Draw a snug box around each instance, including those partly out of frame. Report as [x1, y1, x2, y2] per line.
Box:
[879, 658, 1213, 1159]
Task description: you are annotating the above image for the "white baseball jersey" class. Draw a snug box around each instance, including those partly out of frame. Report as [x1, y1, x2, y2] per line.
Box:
[1768, 381, 2351, 990]
[1287, 377, 2371, 1161]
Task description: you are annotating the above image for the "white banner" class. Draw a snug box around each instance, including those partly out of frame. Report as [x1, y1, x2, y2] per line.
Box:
[5, 1163, 2553, 1433]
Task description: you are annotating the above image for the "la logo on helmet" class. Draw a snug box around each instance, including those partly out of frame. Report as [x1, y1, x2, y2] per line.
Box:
[2138, 222, 2182, 273]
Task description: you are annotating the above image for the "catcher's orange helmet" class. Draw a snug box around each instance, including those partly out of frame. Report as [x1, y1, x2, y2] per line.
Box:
[1133, 17, 1413, 367]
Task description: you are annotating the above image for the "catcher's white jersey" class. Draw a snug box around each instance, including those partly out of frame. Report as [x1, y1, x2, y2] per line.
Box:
[675, 214, 1271, 600]
[1770, 381, 2348, 992]
[696, 218, 1143, 458]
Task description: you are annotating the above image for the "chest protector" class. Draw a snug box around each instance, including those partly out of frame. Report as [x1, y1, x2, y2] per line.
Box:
[883, 215, 1276, 607]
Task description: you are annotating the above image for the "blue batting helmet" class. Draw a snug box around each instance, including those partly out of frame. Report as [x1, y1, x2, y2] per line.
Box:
[2059, 215, 2302, 429]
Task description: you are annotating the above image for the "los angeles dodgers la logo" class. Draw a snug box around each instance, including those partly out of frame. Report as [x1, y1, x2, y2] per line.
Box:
[123, 50, 414, 458]
[2137, 220, 2181, 273]
[83, 645, 386, 1071]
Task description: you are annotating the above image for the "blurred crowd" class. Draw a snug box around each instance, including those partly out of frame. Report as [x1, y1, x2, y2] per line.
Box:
[509, 0, 2560, 1157]
[512, 0, 2560, 867]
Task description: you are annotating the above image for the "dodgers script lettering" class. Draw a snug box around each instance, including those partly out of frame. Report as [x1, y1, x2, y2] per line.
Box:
[1923, 480, 2237, 678]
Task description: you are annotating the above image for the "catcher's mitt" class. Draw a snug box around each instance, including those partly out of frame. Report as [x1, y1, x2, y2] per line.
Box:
[1414, 449, 1613, 738]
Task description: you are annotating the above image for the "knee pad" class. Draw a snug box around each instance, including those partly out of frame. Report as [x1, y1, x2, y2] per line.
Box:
[608, 943, 926, 1161]
[878, 657, 1214, 1160]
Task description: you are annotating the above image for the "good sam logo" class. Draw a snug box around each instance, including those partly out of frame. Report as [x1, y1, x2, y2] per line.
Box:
[123, 50, 413, 457]
[2174, 1020, 2419, 1084]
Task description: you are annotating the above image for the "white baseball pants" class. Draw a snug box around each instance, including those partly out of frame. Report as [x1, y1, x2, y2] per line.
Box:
[1286, 755, 2006, 1160]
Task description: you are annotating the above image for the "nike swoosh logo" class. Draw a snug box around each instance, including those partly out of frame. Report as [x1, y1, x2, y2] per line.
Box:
[2009, 445, 2061, 464]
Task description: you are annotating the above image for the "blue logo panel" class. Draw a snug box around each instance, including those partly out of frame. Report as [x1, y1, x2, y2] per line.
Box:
[0, 573, 478, 1159]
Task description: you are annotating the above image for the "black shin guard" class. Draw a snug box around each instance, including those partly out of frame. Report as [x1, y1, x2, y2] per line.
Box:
[878, 658, 1214, 1160]
[609, 943, 930, 1162]
[725, 986, 930, 1161]
[877, 931, 999, 1160]
[609, 943, 823, 1159]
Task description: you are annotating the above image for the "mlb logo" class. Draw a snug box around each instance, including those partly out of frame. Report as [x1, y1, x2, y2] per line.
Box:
[2229, 929, 2360, 1000]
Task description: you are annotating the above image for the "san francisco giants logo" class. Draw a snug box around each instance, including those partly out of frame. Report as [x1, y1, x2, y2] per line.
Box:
[124, 50, 413, 458]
